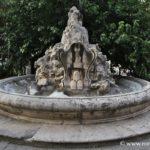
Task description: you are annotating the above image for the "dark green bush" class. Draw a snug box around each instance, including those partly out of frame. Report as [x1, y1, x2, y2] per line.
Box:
[0, 0, 150, 79]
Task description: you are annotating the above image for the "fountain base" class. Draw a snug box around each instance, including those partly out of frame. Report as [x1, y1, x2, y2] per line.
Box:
[0, 75, 150, 124]
[0, 110, 150, 147]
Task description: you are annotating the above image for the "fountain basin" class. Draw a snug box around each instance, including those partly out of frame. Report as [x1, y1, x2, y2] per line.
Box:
[0, 75, 150, 124]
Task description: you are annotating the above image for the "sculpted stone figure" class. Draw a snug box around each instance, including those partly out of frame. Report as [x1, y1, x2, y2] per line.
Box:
[77, 80, 83, 89]
[70, 71, 83, 90]
[72, 71, 81, 81]
[35, 6, 112, 94]
[70, 80, 77, 90]
[73, 44, 82, 68]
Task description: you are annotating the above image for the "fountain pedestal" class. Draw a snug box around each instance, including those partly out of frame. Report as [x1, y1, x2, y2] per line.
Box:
[35, 6, 111, 95]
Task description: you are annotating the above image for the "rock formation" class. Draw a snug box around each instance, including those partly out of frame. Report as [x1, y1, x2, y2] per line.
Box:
[35, 6, 112, 94]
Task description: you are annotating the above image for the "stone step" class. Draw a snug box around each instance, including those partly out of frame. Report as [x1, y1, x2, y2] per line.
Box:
[1, 132, 150, 149]
[0, 110, 150, 146]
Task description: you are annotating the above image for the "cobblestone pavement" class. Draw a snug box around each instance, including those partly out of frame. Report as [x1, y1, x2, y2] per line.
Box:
[1, 133, 150, 150]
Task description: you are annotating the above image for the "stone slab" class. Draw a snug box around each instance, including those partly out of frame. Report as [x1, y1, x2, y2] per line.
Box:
[0, 141, 9, 150]
[28, 124, 136, 143]
[121, 116, 150, 135]
[0, 118, 41, 139]
[2, 137, 150, 150]
[4, 143, 43, 150]
[0, 111, 150, 144]
[0, 115, 11, 124]
[29, 111, 150, 143]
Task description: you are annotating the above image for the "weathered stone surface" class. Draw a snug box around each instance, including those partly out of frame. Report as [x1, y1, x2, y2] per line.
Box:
[1, 137, 150, 150]
[0, 141, 9, 150]
[0, 115, 11, 124]
[34, 44, 64, 87]
[35, 6, 111, 94]
[91, 80, 110, 94]
[4, 143, 45, 150]
[0, 117, 41, 139]
[28, 110, 150, 143]
[0, 111, 150, 146]
[0, 75, 150, 124]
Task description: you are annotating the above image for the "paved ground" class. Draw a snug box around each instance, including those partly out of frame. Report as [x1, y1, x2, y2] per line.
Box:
[0, 111, 150, 149]
[0, 110, 150, 144]
[1, 134, 150, 150]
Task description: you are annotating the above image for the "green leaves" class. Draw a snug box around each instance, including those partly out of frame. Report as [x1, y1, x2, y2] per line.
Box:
[133, 20, 140, 34]
[0, 0, 150, 80]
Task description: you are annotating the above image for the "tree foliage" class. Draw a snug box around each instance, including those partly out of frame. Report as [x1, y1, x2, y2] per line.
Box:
[0, 0, 150, 79]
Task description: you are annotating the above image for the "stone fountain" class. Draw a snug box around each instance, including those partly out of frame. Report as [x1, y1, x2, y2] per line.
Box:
[35, 6, 112, 96]
[0, 6, 150, 147]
